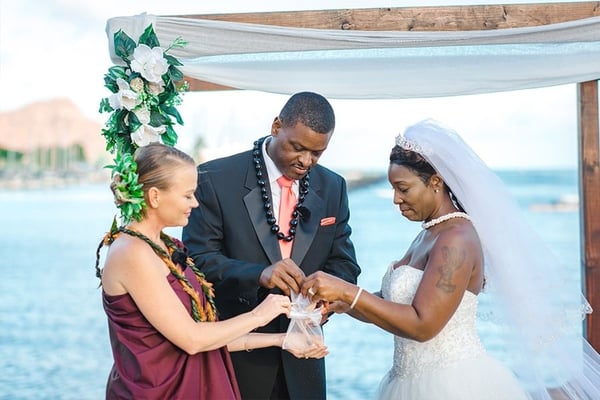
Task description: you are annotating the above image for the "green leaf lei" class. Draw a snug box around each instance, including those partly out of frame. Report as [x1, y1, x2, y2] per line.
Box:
[99, 24, 188, 223]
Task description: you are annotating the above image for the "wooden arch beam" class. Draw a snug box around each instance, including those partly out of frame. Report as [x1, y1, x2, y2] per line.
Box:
[179, 1, 600, 90]
[178, 2, 600, 30]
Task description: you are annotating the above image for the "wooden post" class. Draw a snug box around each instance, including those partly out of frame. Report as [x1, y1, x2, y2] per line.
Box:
[577, 80, 600, 351]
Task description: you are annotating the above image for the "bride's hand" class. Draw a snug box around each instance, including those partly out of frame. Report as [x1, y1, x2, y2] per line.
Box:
[315, 301, 338, 325]
[327, 300, 351, 314]
[301, 271, 351, 304]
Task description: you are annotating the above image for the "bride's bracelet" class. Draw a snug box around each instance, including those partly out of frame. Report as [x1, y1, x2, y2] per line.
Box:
[350, 287, 363, 309]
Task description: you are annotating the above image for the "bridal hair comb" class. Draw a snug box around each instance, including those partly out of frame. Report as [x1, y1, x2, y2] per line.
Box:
[395, 134, 424, 155]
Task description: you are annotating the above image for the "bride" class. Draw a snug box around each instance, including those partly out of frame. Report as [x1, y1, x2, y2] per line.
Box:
[302, 119, 600, 399]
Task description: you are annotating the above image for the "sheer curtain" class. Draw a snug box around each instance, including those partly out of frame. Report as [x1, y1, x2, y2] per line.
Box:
[105, 13, 600, 98]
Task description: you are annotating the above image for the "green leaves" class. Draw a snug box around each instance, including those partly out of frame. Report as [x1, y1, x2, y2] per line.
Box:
[162, 126, 178, 147]
[103, 66, 128, 93]
[106, 152, 146, 224]
[168, 64, 184, 83]
[98, 98, 112, 114]
[138, 25, 160, 48]
[165, 53, 183, 67]
[163, 105, 184, 125]
[113, 30, 136, 62]
[101, 109, 134, 154]
[149, 110, 169, 127]
[127, 110, 143, 135]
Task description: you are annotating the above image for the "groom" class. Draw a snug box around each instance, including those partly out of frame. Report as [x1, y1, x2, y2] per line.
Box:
[183, 91, 361, 399]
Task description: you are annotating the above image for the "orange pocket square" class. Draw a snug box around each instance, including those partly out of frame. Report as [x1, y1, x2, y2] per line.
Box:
[320, 217, 336, 226]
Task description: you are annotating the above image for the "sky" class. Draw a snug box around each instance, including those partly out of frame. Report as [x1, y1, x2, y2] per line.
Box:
[0, 0, 581, 170]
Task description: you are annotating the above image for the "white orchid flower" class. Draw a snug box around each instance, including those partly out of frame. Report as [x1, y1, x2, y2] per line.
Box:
[130, 123, 166, 147]
[131, 44, 169, 84]
[133, 107, 151, 125]
[108, 78, 141, 111]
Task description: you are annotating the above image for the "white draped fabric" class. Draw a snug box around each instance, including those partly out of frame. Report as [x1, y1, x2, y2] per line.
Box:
[105, 13, 600, 98]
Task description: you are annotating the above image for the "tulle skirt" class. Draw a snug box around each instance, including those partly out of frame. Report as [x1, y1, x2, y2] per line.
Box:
[376, 354, 529, 400]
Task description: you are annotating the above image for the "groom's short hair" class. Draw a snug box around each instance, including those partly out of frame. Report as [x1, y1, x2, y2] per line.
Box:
[279, 91, 335, 134]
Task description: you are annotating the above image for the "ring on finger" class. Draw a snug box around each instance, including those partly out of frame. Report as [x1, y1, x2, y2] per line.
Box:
[308, 287, 315, 296]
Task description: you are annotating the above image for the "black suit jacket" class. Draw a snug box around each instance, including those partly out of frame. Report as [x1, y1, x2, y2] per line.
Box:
[182, 143, 361, 400]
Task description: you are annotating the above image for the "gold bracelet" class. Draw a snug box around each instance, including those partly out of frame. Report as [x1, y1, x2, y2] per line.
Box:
[350, 287, 363, 309]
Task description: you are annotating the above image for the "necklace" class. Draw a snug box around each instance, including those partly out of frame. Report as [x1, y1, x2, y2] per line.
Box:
[253, 137, 309, 242]
[421, 211, 471, 229]
[96, 225, 217, 322]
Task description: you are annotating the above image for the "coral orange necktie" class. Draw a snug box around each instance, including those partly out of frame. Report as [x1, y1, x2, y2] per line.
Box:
[277, 176, 296, 259]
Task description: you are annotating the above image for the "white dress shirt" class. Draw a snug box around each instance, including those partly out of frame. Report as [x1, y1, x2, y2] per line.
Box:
[262, 137, 299, 223]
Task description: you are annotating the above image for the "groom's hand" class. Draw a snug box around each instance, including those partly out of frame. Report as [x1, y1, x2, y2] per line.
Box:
[259, 258, 305, 296]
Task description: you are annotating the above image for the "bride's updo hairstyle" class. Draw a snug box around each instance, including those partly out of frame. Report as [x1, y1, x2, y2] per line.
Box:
[389, 145, 437, 186]
[110, 143, 195, 213]
[390, 142, 464, 212]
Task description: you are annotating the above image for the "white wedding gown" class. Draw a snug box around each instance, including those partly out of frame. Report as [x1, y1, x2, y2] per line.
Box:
[376, 264, 530, 400]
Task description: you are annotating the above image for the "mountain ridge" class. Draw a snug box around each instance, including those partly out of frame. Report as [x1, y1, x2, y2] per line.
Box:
[0, 98, 107, 163]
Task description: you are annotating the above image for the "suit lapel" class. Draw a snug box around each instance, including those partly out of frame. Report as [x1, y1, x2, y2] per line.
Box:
[292, 173, 324, 265]
[242, 144, 327, 267]
[243, 155, 281, 264]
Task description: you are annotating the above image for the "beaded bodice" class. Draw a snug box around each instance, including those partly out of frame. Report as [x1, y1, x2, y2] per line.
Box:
[381, 264, 485, 379]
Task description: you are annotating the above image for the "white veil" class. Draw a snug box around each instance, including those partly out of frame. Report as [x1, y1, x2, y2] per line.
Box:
[399, 119, 600, 399]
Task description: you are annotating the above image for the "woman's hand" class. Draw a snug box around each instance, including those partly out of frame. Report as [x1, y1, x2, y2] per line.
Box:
[282, 334, 329, 359]
[251, 294, 291, 326]
[301, 271, 355, 305]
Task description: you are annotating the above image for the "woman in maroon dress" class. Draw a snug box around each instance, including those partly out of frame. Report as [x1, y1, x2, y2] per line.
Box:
[95, 143, 327, 399]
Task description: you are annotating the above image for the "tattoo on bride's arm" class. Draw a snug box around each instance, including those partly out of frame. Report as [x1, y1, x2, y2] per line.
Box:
[435, 246, 466, 293]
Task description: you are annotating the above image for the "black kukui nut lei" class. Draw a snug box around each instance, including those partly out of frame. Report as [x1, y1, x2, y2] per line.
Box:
[253, 137, 310, 242]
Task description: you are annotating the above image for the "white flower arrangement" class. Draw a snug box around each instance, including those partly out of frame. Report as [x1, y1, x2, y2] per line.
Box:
[99, 24, 187, 223]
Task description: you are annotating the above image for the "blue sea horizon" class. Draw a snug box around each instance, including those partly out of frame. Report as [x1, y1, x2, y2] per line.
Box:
[0, 169, 582, 399]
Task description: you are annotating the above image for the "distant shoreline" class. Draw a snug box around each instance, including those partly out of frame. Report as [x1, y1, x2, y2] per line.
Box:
[0, 170, 110, 190]
[0, 169, 386, 191]
[343, 170, 386, 190]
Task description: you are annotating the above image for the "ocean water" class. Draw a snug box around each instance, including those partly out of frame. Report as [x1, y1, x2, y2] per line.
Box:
[0, 169, 581, 399]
